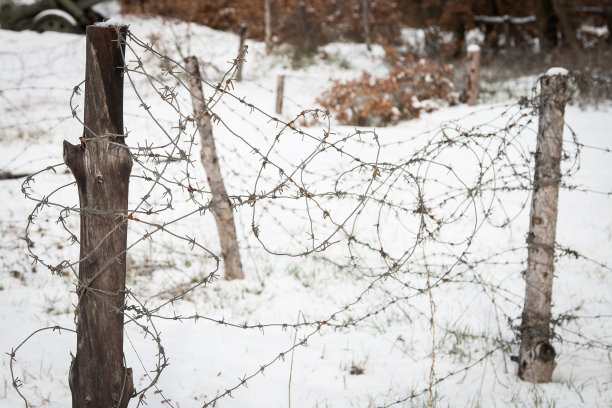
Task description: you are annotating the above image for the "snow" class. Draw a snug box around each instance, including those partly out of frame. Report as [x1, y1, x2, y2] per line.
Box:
[467, 44, 481, 53]
[1, 4, 611, 408]
[546, 67, 569, 77]
[93, 18, 129, 28]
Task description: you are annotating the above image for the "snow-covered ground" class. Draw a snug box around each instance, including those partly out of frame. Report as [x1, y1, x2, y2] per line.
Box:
[1, 4, 611, 408]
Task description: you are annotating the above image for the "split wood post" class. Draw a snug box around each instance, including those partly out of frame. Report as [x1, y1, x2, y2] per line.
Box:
[185, 56, 245, 280]
[63, 25, 134, 407]
[518, 68, 568, 383]
[360, 0, 372, 51]
[264, 0, 272, 54]
[236, 23, 247, 81]
[276, 75, 285, 115]
[465, 44, 480, 106]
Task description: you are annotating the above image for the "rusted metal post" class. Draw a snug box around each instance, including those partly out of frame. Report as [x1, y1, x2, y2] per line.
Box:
[276, 75, 284, 115]
[185, 56, 245, 280]
[518, 67, 568, 383]
[236, 23, 247, 81]
[465, 44, 480, 106]
[63, 25, 134, 408]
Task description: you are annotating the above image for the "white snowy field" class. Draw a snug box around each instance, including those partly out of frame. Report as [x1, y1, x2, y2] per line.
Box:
[1, 5, 612, 408]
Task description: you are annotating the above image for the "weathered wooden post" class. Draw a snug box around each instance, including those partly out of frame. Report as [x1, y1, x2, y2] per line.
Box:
[185, 56, 245, 280]
[465, 44, 480, 106]
[264, 0, 272, 54]
[63, 25, 134, 407]
[236, 23, 247, 81]
[518, 68, 568, 383]
[276, 75, 284, 115]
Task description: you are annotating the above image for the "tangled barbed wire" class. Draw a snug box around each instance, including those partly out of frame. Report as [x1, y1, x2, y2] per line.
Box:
[5, 25, 612, 407]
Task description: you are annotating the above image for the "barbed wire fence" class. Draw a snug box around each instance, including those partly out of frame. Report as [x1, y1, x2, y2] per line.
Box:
[3, 24, 612, 407]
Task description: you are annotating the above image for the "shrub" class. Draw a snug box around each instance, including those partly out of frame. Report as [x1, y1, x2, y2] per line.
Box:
[317, 55, 457, 126]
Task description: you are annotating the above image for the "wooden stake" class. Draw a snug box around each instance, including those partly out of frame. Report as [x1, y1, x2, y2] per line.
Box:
[64, 25, 133, 408]
[518, 68, 568, 383]
[465, 44, 480, 106]
[276, 75, 285, 115]
[185, 56, 245, 280]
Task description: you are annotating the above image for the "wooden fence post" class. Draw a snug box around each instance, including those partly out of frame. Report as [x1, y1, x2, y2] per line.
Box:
[63, 25, 134, 407]
[264, 0, 272, 54]
[236, 23, 247, 81]
[465, 44, 480, 106]
[518, 68, 568, 383]
[276, 75, 284, 115]
[185, 56, 245, 280]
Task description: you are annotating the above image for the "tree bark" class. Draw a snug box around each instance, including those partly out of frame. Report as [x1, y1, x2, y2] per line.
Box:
[518, 70, 568, 383]
[185, 56, 245, 280]
[64, 25, 134, 407]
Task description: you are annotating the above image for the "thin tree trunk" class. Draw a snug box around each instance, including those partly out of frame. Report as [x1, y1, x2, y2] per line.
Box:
[264, 0, 272, 54]
[185, 56, 245, 280]
[518, 69, 568, 383]
[535, 0, 558, 51]
[297, 1, 317, 53]
[360, 0, 372, 50]
[552, 0, 579, 51]
[64, 25, 133, 408]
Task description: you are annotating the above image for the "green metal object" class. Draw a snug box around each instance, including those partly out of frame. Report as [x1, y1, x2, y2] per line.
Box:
[0, 0, 108, 33]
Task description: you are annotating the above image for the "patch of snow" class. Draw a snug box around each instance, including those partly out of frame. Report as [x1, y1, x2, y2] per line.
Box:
[93, 18, 129, 28]
[546, 67, 569, 77]
[467, 44, 481, 53]
[466, 28, 484, 46]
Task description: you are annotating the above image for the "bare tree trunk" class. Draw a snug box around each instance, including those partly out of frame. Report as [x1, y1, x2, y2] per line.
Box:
[64, 25, 133, 408]
[552, 0, 579, 52]
[360, 0, 372, 51]
[518, 69, 568, 383]
[297, 1, 317, 53]
[264, 0, 272, 54]
[185, 56, 245, 280]
[535, 0, 559, 51]
[606, 8, 612, 45]
[276, 75, 284, 114]
[465, 45, 480, 106]
[236, 23, 247, 81]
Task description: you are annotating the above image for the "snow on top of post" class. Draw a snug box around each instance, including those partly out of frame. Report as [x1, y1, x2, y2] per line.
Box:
[467, 44, 481, 53]
[545, 67, 569, 77]
[93, 19, 129, 28]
